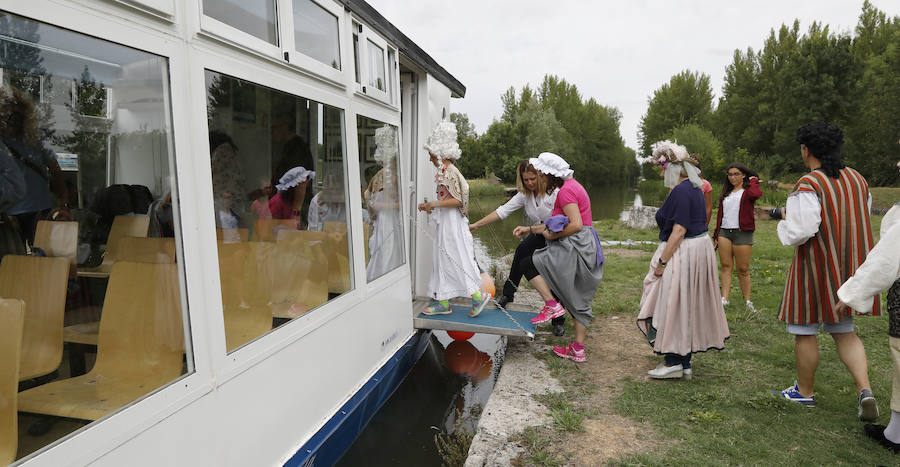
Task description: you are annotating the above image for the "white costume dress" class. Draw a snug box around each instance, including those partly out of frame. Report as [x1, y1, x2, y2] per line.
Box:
[427, 163, 480, 300]
[366, 189, 404, 281]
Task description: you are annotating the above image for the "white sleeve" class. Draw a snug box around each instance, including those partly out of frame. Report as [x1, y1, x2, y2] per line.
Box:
[838, 219, 900, 313]
[777, 191, 821, 246]
[494, 192, 526, 220]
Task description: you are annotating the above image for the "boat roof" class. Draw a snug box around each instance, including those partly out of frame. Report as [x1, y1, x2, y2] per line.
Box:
[337, 0, 466, 98]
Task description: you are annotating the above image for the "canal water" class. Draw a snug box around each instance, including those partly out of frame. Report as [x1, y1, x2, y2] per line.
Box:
[336, 183, 637, 465]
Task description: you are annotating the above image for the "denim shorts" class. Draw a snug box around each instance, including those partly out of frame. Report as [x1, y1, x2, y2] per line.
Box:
[787, 316, 854, 335]
[718, 228, 754, 246]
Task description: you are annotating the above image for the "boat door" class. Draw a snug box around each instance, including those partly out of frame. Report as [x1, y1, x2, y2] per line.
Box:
[401, 70, 418, 297]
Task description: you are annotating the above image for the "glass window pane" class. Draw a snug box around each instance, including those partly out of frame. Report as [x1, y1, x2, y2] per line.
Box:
[203, 0, 279, 45]
[293, 0, 340, 70]
[367, 40, 385, 91]
[352, 33, 361, 84]
[357, 116, 403, 281]
[205, 71, 351, 353]
[0, 12, 189, 460]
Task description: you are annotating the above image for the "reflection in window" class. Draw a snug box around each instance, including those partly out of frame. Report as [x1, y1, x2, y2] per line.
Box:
[358, 116, 403, 281]
[205, 71, 351, 352]
[293, 0, 341, 70]
[367, 40, 385, 91]
[0, 12, 188, 461]
[203, 0, 279, 46]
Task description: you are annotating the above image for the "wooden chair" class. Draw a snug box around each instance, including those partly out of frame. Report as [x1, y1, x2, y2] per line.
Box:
[117, 237, 176, 264]
[0, 299, 25, 466]
[0, 255, 70, 381]
[251, 218, 297, 242]
[18, 262, 184, 421]
[216, 227, 249, 243]
[321, 222, 352, 293]
[218, 242, 273, 352]
[33, 220, 78, 274]
[77, 215, 150, 278]
[267, 231, 328, 318]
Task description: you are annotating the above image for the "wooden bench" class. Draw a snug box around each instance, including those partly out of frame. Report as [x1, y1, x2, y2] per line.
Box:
[216, 227, 249, 243]
[0, 255, 70, 381]
[17, 262, 185, 421]
[77, 215, 150, 278]
[251, 218, 297, 242]
[0, 299, 25, 465]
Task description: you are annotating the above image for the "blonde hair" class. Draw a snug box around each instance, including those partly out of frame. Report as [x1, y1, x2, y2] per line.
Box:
[515, 161, 547, 196]
[0, 85, 39, 144]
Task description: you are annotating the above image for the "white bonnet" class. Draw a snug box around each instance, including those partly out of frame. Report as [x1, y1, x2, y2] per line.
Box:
[423, 120, 462, 161]
[373, 125, 398, 165]
[276, 166, 315, 191]
[528, 152, 573, 179]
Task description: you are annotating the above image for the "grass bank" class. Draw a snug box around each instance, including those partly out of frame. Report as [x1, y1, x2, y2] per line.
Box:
[468, 177, 509, 197]
[517, 215, 897, 465]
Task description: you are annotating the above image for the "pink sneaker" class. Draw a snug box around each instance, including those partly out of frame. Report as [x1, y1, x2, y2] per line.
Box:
[530, 302, 566, 324]
[553, 343, 585, 363]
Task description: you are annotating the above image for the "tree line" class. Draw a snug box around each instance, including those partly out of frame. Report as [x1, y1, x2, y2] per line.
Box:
[640, 1, 899, 186]
[451, 75, 639, 186]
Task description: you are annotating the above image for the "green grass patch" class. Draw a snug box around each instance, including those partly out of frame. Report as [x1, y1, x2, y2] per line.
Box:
[871, 186, 900, 212]
[468, 178, 508, 197]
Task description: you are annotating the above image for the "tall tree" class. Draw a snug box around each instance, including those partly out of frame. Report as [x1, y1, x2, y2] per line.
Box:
[638, 70, 714, 157]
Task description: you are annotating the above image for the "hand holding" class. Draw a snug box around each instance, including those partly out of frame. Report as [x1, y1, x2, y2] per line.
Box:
[512, 226, 530, 239]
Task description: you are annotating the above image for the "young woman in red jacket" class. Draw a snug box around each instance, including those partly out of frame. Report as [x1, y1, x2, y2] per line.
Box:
[713, 163, 762, 311]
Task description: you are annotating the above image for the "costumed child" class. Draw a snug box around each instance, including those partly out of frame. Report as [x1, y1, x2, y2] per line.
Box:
[417, 121, 490, 317]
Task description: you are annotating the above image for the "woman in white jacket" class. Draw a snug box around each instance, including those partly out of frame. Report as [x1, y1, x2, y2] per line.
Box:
[836, 155, 900, 453]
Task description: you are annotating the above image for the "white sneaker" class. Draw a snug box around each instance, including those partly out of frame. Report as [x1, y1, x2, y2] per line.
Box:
[746, 300, 758, 313]
[683, 368, 693, 380]
[648, 363, 683, 379]
[722, 297, 730, 306]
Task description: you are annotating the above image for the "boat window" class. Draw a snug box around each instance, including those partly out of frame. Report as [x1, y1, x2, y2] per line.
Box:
[357, 116, 403, 281]
[205, 70, 352, 353]
[292, 0, 341, 70]
[203, 0, 279, 46]
[367, 39, 386, 92]
[352, 23, 361, 84]
[0, 11, 191, 461]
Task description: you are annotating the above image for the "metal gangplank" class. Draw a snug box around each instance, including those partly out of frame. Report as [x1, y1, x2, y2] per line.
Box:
[412, 298, 537, 339]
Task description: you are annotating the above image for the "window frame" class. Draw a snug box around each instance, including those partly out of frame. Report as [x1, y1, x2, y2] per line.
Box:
[198, 0, 284, 59]
[351, 21, 398, 108]
[0, 5, 211, 466]
[280, 0, 347, 86]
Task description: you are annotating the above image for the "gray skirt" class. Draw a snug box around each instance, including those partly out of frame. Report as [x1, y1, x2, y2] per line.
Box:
[533, 227, 604, 327]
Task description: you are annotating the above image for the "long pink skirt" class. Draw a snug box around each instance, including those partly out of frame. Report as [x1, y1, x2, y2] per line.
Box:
[637, 235, 730, 356]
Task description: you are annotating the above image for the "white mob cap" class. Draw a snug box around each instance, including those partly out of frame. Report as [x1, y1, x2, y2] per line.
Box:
[276, 166, 315, 191]
[528, 152, 574, 179]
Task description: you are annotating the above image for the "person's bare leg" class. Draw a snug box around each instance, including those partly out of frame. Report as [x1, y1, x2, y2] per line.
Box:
[832, 331, 872, 393]
[796, 334, 818, 397]
[529, 274, 555, 302]
[718, 238, 734, 301]
[574, 321, 587, 344]
[733, 244, 753, 301]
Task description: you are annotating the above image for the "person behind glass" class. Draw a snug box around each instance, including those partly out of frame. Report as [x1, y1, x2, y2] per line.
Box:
[364, 126, 403, 281]
[637, 141, 730, 379]
[469, 161, 564, 335]
[249, 178, 274, 220]
[516, 152, 604, 363]
[0, 85, 71, 245]
[417, 121, 490, 317]
[835, 151, 900, 453]
[269, 166, 314, 230]
[771, 122, 879, 421]
[271, 115, 314, 222]
[209, 131, 246, 232]
[0, 138, 26, 258]
[712, 162, 762, 312]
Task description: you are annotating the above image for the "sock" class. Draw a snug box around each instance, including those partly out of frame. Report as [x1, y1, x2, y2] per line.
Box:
[438, 299, 449, 308]
[471, 290, 483, 300]
[884, 410, 900, 444]
[545, 299, 558, 307]
[571, 342, 584, 351]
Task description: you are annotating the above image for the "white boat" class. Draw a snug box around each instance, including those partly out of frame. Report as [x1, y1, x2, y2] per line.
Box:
[0, 1, 467, 465]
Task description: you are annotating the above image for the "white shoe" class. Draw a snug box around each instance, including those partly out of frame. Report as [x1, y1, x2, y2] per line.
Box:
[683, 368, 693, 380]
[745, 300, 758, 313]
[648, 363, 683, 379]
[722, 297, 730, 306]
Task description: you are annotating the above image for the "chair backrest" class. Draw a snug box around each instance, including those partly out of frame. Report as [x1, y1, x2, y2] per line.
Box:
[217, 242, 272, 351]
[117, 237, 176, 264]
[303, 223, 351, 293]
[251, 218, 297, 242]
[0, 298, 25, 466]
[103, 215, 150, 265]
[216, 228, 249, 243]
[0, 255, 70, 381]
[33, 220, 78, 270]
[273, 231, 329, 307]
[92, 262, 184, 382]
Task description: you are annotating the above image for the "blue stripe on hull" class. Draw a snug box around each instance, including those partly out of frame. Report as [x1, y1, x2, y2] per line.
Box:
[284, 330, 431, 467]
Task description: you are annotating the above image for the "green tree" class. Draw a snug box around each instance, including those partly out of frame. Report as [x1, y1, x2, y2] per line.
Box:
[665, 123, 725, 178]
[639, 70, 714, 157]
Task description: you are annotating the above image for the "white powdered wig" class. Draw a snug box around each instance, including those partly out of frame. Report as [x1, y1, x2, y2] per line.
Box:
[423, 120, 462, 161]
[373, 125, 398, 166]
[528, 152, 574, 179]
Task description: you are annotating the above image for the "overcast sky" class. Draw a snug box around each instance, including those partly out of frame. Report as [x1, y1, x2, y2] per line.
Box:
[366, 0, 899, 154]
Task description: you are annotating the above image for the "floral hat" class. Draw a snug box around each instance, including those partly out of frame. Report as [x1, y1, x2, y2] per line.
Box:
[276, 166, 315, 191]
[423, 120, 462, 161]
[528, 152, 574, 179]
[644, 140, 698, 168]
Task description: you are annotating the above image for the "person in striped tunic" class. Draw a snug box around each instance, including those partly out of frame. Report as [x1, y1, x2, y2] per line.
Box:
[772, 122, 880, 422]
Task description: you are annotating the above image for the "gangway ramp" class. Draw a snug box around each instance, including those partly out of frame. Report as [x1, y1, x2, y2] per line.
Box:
[413, 299, 537, 339]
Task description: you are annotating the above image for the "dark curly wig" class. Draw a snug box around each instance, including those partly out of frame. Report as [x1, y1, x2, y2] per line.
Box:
[795, 122, 845, 178]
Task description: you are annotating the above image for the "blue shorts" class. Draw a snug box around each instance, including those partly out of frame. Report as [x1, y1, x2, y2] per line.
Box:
[787, 316, 854, 335]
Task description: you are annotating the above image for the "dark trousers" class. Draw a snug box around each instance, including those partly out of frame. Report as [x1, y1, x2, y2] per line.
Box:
[664, 353, 692, 369]
[516, 234, 564, 326]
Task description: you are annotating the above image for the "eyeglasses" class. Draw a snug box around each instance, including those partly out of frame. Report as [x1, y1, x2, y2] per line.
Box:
[727, 172, 743, 177]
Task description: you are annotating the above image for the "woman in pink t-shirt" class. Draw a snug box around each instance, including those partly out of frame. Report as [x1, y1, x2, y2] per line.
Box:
[513, 153, 604, 363]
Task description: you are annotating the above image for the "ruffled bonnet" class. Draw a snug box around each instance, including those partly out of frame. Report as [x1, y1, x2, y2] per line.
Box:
[528, 152, 574, 179]
[276, 166, 315, 191]
[423, 120, 462, 161]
